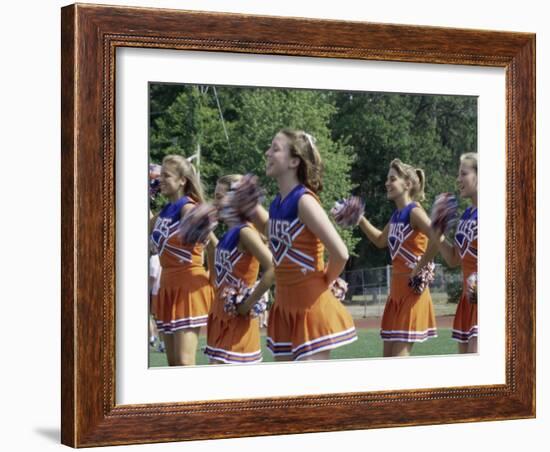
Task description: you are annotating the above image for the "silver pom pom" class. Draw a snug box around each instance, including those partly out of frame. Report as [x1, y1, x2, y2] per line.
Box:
[222, 280, 269, 318]
[330, 277, 348, 302]
[408, 262, 436, 294]
[430, 193, 458, 234]
[331, 196, 365, 228]
[179, 203, 218, 244]
[229, 174, 265, 221]
[466, 272, 478, 304]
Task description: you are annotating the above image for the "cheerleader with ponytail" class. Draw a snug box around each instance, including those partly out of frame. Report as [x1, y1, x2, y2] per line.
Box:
[149, 155, 215, 366]
[413, 153, 478, 353]
[337, 159, 437, 357]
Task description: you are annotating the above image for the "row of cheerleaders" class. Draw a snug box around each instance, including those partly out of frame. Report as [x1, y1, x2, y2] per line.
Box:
[149, 129, 478, 366]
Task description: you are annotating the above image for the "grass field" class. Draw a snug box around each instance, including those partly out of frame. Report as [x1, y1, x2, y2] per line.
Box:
[149, 328, 459, 367]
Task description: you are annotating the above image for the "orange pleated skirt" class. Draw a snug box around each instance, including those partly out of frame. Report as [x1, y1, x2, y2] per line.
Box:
[452, 288, 478, 343]
[380, 274, 437, 342]
[204, 291, 262, 364]
[267, 274, 357, 360]
[153, 266, 214, 334]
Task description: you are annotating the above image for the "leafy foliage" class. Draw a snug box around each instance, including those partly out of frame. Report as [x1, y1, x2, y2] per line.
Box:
[149, 84, 477, 269]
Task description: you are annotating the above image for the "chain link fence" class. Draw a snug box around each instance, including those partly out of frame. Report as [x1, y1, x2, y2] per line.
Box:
[343, 264, 463, 318]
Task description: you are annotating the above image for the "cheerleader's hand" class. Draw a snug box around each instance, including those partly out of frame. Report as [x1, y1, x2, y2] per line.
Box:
[236, 300, 252, 317]
[330, 277, 348, 302]
[430, 193, 458, 234]
[330, 196, 365, 228]
[408, 262, 435, 294]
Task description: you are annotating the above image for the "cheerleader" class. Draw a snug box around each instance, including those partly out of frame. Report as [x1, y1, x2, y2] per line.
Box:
[203, 175, 275, 364]
[248, 129, 357, 361]
[354, 159, 437, 357]
[413, 153, 478, 353]
[150, 155, 215, 366]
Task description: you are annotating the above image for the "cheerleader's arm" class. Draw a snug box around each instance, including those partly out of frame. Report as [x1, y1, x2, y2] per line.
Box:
[149, 210, 158, 233]
[410, 207, 460, 273]
[358, 216, 389, 249]
[249, 204, 269, 239]
[236, 227, 275, 316]
[298, 194, 349, 285]
[438, 238, 461, 268]
[205, 232, 218, 282]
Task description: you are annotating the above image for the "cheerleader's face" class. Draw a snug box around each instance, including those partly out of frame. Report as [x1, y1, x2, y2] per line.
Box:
[265, 133, 299, 178]
[385, 168, 410, 201]
[159, 163, 185, 197]
[457, 161, 477, 199]
[214, 183, 229, 209]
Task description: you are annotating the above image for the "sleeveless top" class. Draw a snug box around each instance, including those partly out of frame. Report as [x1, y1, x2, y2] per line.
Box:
[215, 223, 260, 290]
[268, 184, 325, 285]
[454, 206, 478, 281]
[388, 202, 429, 274]
[150, 196, 205, 272]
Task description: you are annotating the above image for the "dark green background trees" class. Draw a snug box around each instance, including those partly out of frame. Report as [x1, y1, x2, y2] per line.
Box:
[149, 83, 477, 270]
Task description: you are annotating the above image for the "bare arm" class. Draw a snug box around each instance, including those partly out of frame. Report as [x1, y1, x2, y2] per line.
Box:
[438, 237, 461, 268]
[299, 195, 349, 285]
[249, 205, 269, 239]
[411, 206, 461, 274]
[409, 206, 435, 276]
[236, 227, 275, 316]
[410, 205, 432, 237]
[149, 210, 159, 233]
[358, 216, 389, 249]
[205, 232, 218, 281]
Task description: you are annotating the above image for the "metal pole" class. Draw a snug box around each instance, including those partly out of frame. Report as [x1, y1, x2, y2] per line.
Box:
[196, 142, 201, 178]
[362, 269, 367, 318]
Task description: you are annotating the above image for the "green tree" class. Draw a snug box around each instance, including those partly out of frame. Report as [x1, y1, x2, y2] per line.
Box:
[149, 84, 359, 255]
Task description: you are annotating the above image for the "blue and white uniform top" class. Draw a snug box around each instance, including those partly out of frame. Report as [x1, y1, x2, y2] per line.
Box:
[150, 195, 204, 271]
[388, 202, 428, 271]
[454, 206, 478, 261]
[214, 223, 259, 289]
[268, 184, 324, 285]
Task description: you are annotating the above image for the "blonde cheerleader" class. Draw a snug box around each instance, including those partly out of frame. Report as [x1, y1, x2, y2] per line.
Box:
[414, 153, 478, 353]
[351, 159, 437, 357]
[150, 155, 215, 366]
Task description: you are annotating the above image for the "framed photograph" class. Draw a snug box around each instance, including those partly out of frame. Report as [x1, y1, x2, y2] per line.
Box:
[61, 3, 535, 447]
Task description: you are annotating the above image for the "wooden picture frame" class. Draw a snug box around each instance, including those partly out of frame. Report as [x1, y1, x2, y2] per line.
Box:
[61, 3, 535, 447]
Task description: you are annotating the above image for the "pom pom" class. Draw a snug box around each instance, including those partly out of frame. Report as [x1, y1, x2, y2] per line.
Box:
[330, 277, 348, 302]
[217, 191, 242, 226]
[228, 174, 265, 221]
[408, 262, 436, 294]
[149, 163, 162, 200]
[466, 272, 478, 304]
[179, 203, 218, 245]
[222, 280, 269, 318]
[221, 280, 249, 317]
[430, 193, 458, 234]
[330, 196, 365, 228]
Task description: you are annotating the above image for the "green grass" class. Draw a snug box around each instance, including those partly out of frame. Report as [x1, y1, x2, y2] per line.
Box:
[149, 328, 459, 367]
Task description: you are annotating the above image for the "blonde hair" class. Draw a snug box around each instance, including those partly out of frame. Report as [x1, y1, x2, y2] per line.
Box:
[162, 154, 205, 203]
[217, 174, 243, 188]
[389, 158, 426, 202]
[460, 152, 478, 173]
[280, 129, 324, 193]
